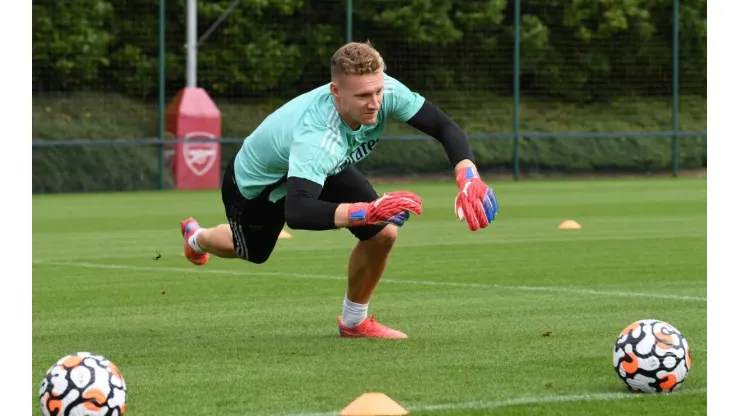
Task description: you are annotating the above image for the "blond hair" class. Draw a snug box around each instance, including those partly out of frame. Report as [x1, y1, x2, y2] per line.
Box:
[330, 41, 385, 79]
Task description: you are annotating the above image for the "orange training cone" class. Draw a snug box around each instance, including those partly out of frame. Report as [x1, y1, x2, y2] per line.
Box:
[558, 220, 582, 230]
[340, 392, 409, 416]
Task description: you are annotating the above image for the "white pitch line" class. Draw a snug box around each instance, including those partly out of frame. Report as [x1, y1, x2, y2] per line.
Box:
[34, 261, 707, 302]
[281, 387, 707, 416]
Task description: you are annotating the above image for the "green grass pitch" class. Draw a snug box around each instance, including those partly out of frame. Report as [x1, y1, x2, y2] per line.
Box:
[32, 178, 707, 415]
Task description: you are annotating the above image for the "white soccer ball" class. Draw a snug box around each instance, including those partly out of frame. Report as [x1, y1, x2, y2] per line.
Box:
[39, 352, 127, 416]
[613, 319, 692, 393]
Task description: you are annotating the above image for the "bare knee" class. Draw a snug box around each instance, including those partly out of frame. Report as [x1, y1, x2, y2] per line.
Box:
[367, 225, 398, 250]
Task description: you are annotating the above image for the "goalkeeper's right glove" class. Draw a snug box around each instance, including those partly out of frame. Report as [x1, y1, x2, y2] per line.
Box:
[454, 166, 498, 231]
[347, 191, 423, 227]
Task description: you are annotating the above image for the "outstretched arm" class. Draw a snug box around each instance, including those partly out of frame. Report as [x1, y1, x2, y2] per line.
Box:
[283, 126, 423, 231]
[283, 177, 422, 230]
[405, 100, 476, 170]
[404, 100, 499, 230]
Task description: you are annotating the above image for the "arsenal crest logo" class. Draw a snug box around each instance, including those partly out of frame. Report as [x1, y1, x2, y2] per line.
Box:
[182, 131, 218, 176]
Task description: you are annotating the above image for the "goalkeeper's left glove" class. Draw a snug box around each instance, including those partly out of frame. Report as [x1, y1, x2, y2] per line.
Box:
[348, 191, 423, 227]
[454, 166, 498, 231]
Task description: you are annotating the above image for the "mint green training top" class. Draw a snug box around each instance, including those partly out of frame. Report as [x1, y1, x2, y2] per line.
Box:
[233, 73, 425, 202]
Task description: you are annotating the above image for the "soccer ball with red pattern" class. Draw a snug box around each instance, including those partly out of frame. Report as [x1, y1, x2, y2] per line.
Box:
[613, 319, 692, 393]
[39, 352, 127, 416]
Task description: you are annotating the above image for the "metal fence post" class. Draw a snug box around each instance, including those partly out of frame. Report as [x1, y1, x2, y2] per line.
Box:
[346, 0, 353, 43]
[186, 0, 198, 88]
[158, 0, 166, 190]
[512, 0, 521, 181]
[672, 0, 680, 177]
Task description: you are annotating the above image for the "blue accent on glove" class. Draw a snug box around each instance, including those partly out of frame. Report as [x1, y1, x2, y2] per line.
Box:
[465, 167, 476, 180]
[482, 188, 498, 223]
[349, 209, 366, 222]
[388, 210, 411, 227]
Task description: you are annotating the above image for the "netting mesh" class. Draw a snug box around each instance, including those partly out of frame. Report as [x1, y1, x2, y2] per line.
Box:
[518, 2, 675, 133]
[352, 1, 513, 139]
[33, 0, 160, 141]
[513, 0, 706, 174]
[33, 144, 164, 194]
[195, 0, 344, 137]
[677, 0, 707, 131]
[32, 0, 706, 194]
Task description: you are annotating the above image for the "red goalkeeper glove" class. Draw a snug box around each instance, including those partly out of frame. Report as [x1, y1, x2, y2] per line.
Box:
[348, 191, 423, 227]
[454, 166, 499, 231]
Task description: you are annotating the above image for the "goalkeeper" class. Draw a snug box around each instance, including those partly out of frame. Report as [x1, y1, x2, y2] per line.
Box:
[179, 41, 498, 339]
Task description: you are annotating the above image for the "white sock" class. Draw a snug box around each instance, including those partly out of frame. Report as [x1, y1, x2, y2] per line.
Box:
[188, 229, 205, 254]
[341, 295, 368, 327]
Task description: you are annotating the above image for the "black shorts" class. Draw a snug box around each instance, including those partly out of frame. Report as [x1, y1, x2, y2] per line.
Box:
[221, 155, 386, 264]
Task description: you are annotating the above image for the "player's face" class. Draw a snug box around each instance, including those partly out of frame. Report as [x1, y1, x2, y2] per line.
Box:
[331, 71, 384, 128]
